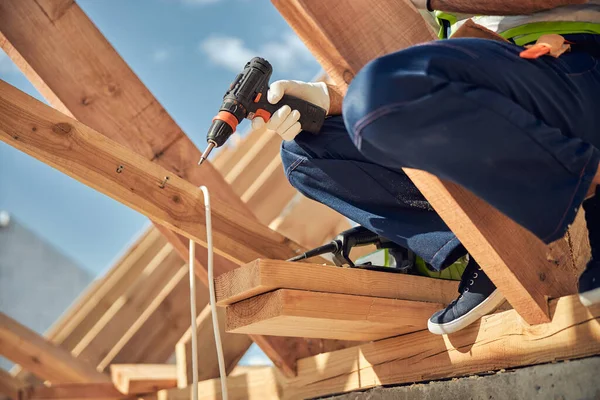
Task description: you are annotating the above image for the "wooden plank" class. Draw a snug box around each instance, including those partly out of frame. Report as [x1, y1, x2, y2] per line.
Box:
[216, 259, 459, 306]
[286, 295, 600, 399]
[271, 0, 579, 324]
[0, 79, 298, 265]
[158, 367, 284, 400]
[272, 0, 435, 90]
[226, 289, 442, 341]
[0, 368, 27, 400]
[0, 313, 109, 384]
[34, 0, 74, 22]
[24, 383, 126, 399]
[110, 364, 177, 395]
[72, 245, 182, 366]
[175, 306, 252, 387]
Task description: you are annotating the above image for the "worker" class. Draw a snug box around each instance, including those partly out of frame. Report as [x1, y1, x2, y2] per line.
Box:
[250, 0, 600, 335]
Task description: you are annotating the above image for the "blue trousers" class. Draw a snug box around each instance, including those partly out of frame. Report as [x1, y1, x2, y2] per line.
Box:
[281, 34, 600, 271]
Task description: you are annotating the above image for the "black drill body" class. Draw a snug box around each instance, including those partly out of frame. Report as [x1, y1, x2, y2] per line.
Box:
[201, 57, 327, 163]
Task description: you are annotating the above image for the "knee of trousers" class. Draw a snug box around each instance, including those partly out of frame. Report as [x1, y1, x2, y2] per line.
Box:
[342, 44, 463, 155]
[280, 115, 354, 193]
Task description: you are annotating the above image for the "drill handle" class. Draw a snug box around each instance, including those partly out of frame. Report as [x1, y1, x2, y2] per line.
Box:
[267, 94, 327, 134]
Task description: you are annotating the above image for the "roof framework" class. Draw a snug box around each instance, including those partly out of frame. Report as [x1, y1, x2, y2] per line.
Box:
[0, 0, 597, 399]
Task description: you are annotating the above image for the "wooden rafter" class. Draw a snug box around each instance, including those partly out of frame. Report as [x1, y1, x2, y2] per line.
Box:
[0, 313, 109, 384]
[272, 0, 582, 324]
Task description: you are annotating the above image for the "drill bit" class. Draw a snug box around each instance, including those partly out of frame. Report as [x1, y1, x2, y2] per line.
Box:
[198, 141, 216, 165]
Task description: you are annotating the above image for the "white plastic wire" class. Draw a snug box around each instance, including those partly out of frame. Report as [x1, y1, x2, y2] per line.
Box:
[189, 186, 228, 400]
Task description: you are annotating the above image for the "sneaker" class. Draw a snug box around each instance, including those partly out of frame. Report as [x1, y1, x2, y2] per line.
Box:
[579, 186, 599, 307]
[428, 257, 505, 335]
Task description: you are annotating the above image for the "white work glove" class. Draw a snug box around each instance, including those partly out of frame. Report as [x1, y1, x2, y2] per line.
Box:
[251, 80, 330, 141]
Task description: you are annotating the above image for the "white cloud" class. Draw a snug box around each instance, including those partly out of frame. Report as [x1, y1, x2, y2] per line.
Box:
[199, 33, 315, 75]
[200, 36, 256, 72]
[0, 51, 18, 75]
[152, 49, 170, 63]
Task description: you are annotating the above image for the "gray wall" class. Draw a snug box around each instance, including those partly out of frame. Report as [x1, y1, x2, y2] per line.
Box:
[0, 213, 93, 370]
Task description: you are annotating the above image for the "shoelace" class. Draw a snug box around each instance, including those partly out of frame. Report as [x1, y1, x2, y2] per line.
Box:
[458, 265, 483, 296]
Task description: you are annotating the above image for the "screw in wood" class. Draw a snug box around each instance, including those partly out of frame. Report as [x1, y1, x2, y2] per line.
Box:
[159, 176, 170, 188]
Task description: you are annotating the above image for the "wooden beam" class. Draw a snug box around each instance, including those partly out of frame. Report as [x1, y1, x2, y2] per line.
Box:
[23, 383, 126, 399]
[0, 369, 27, 400]
[402, 170, 579, 321]
[271, 0, 580, 324]
[0, 79, 296, 265]
[286, 295, 600, 399]
[175, 306, 252, 387]
[216, 259, 459, 306]
[110, 364, 177, 395]
[0, 313, 109, 384]
[158, 367, 285, 400]
[225, 289, 442, 341]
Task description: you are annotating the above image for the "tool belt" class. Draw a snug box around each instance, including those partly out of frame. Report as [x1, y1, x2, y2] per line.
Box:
[452, 19, 573, 59]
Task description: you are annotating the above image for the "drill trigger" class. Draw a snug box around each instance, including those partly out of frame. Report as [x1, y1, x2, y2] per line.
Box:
[254, 108, 272, 122]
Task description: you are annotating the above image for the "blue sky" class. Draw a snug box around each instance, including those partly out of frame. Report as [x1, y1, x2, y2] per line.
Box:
[0, 0, 321, 276]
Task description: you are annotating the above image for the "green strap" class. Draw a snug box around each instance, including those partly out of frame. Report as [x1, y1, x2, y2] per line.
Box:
[499, 21, 600, 45]
[435, 11, 458, 39]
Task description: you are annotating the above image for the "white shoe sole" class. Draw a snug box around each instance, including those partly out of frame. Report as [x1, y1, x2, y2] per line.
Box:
[579, 287, 600, 307]
[428, 289, 505, 335]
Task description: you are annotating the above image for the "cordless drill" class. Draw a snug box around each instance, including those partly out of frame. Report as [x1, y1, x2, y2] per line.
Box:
[198, 57, 327, 164]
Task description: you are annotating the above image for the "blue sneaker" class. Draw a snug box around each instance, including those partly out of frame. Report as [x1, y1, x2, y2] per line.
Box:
[428, 258, 505, 335]
[579, 187, 600, 307]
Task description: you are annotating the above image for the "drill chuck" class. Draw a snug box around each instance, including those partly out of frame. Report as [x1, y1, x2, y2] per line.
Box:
[206, 118, 235, 148]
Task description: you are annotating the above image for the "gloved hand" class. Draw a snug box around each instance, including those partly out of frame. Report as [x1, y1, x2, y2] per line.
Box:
[251, 80, 330, 141]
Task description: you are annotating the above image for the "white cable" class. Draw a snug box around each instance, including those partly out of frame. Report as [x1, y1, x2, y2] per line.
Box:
[189, 240, 199, 400]
[189, 186, 228, 400]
